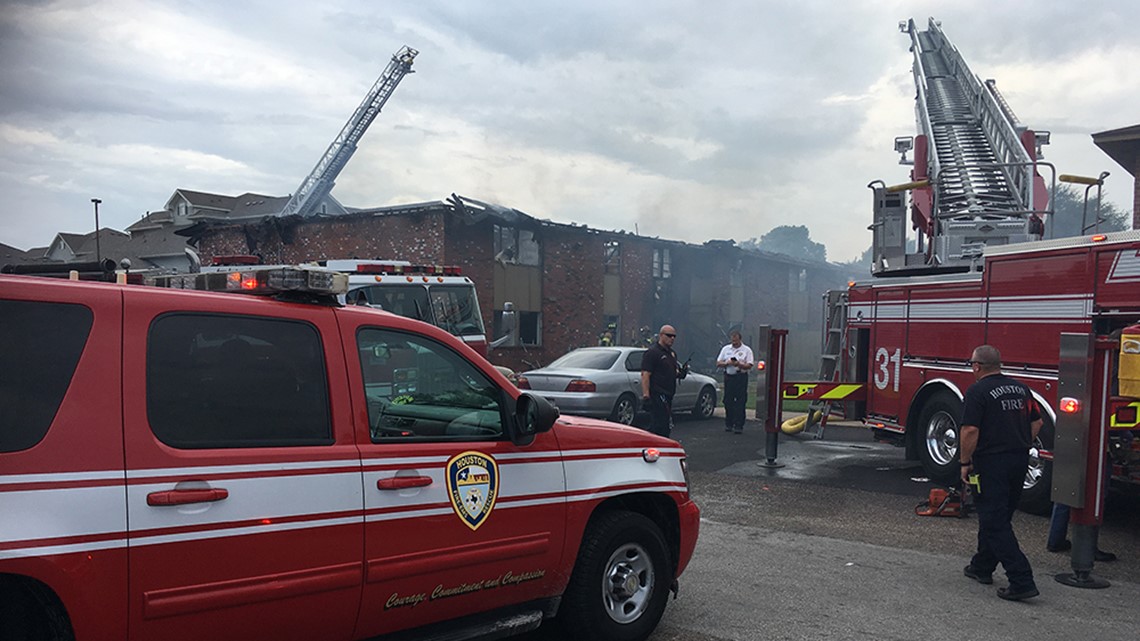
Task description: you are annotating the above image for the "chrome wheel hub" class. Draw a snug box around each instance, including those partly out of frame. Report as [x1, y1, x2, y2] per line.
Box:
[925, 410, 958, 466]
[602, 543, 653, 624]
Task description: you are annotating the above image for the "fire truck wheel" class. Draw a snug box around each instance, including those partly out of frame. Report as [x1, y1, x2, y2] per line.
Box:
[1018, 416, 1055, 515]
[558, 510, 671, 641]
[693, 386, 717, 419]
[610, 394, 638, 425]
[916, 391, 962, 483]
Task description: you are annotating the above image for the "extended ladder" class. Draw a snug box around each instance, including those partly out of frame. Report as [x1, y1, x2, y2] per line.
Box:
[870, 18, 1051, 276]
[280, 46, 418, 219]
[801, 290, 848, 439]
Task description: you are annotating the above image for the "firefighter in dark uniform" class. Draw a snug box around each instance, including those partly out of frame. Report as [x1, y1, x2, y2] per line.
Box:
[640, 324, 687, 438]
[959, 345, 1043, 601]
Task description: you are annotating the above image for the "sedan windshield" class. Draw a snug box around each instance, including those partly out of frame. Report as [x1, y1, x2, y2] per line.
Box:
[548, 349, 621, 370]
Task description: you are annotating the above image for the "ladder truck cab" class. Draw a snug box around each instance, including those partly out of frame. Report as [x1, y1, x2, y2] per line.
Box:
[784, 17, 1140, 516]
[206, 256, 489, 356]
[330, 259, 489, 356]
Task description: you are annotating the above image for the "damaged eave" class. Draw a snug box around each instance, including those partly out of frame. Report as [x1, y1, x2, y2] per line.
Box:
[1093, 124, 1140, 178]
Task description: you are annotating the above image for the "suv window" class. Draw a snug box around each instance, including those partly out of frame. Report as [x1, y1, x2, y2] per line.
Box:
[147, 313, 332, 448]
[358, 328, 504, 441]
[0, 300, 93, 452]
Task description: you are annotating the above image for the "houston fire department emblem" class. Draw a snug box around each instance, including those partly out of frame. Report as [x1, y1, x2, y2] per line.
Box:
[445, 451, 499, 530]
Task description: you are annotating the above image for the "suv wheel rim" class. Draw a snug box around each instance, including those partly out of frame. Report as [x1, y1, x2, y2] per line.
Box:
[602, 542, 653, 623]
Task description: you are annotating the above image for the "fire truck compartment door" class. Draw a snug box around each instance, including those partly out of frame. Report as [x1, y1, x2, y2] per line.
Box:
[1052, 332, 1093, 508]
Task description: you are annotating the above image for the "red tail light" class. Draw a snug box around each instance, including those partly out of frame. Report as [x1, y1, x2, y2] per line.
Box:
[1059, 397, 1081, 413]
[565, 379, 596, 393]
[516, 377, 531, 389]
[756, 360, 766, 371]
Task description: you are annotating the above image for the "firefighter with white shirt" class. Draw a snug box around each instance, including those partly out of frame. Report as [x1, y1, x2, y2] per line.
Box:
[716, 330, 754, 433]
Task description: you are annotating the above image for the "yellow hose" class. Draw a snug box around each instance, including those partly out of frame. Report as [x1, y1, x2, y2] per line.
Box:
[780, 410, 822, 435]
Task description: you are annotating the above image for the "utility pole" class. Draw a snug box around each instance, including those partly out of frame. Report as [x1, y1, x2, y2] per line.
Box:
[91, 198, 102, 264]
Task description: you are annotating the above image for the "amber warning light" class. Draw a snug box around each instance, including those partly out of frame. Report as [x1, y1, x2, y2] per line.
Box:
[1059, 397, 1081, 413]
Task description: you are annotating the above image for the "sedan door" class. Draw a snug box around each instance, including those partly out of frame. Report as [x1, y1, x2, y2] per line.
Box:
[622, 349, 646, 396]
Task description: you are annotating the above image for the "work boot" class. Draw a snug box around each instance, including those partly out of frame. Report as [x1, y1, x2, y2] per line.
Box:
[997, 585, 1039, 601]
[963, 565, 993, 585]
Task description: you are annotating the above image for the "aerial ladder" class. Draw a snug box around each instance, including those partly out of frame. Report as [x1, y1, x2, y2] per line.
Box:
[790, 17, 1057, 437]
[868, 18, 1053, 276]
[280, 45, 418, 219]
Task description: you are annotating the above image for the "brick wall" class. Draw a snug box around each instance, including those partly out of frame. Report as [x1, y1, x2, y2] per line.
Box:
[194, 209, 849, 376]
[196, 212, 446, 265]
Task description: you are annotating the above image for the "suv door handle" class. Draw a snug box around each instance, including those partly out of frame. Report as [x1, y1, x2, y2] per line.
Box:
[377, 476, 432, 490]
[147, 488, 230, 506]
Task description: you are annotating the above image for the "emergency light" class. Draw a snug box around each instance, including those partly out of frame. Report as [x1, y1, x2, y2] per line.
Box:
[1059, 397, 1081, 414]
[146, 266, 348, 297]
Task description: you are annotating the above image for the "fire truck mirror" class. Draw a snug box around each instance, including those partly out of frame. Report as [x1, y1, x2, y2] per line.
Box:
[512, 392, 559, 445]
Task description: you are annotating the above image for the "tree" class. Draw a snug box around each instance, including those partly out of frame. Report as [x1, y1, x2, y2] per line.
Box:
[1048, 184, 1129, 238]
[748, 225, 827, 262]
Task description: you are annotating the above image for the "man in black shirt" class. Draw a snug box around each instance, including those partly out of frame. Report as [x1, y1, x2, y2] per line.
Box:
[640, 324, 687, 437]
[959, 345, 1043, 601]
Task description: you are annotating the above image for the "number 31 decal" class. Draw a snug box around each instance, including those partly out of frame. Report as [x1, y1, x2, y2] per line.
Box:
[873, 347, 900, 392]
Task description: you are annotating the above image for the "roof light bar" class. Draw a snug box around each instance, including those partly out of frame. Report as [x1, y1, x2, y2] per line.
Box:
[146, 266, 348, 296]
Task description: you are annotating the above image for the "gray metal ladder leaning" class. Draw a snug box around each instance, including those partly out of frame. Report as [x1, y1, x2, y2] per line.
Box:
[802, 290, 848, 439]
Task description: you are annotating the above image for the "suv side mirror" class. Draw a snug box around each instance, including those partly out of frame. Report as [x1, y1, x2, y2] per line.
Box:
[509, 392, 559, 446]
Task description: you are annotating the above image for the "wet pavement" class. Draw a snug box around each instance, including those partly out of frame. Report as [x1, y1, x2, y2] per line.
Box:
[525, 410, 1140, 640]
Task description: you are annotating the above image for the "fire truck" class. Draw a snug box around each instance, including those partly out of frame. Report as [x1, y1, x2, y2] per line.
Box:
[208, 256, 491, 355]
[0, 264, 698, 640]
[781, 18, 1140, 517]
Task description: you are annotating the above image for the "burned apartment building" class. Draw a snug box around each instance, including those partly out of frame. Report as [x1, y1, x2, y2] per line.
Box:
[185, 193, 850, 377]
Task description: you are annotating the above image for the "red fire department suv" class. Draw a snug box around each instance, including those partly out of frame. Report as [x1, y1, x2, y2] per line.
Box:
[0, 267, 699, 641]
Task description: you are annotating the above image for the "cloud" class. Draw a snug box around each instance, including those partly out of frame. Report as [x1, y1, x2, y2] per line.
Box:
[0, 0, 1135, 259]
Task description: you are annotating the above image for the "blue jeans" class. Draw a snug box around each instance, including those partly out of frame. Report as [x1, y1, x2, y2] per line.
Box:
[1047, 503, 1069, 549]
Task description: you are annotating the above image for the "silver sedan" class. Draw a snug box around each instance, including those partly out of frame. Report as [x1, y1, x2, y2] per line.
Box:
[518, 346, 719, 425]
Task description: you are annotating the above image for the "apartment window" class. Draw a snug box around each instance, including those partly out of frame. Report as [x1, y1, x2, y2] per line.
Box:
[652, 248, 671, 278]
[493, 310, 542, 347]
[494, 225, 541, 266]
[604, 241, 621, 274]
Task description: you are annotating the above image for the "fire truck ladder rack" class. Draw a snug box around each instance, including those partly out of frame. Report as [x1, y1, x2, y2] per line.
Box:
[280, 46, 418, 219]
[870, 19, 1051, 276]
[802, 290, 848, 439]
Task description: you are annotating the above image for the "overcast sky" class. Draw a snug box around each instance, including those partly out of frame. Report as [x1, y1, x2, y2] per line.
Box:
[1, 0, 1136, 261]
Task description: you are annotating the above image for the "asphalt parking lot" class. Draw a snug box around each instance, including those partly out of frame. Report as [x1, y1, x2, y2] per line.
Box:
[646, 411, 1140, 641]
